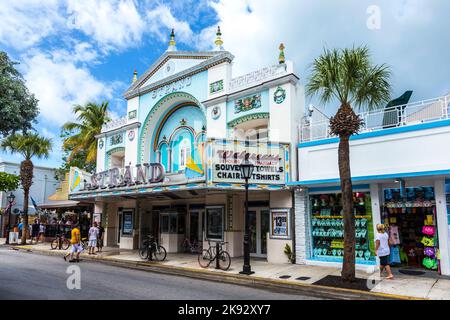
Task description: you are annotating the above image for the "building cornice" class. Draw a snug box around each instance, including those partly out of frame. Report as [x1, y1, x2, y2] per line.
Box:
[95, 121, 141, 138]
[202, 73, 299, 107]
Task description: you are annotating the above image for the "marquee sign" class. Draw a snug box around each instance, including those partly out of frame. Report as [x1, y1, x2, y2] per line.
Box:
[211, 141, 288, 185]
[75, 163, 165, 192]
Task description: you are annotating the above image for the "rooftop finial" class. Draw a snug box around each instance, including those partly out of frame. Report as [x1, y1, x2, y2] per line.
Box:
[214, 26, 224, 51]
[278, 43, 285, 64]
[168, 28, 176, 51]
[132, 69, 138, 83]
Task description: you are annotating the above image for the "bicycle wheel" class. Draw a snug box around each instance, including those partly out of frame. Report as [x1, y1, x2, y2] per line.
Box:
[50, 239, 59, 250]
[139, 246, 149, 260]
[62, 239, 70, 250]
[218, 251, 231, 271]
[198, 249, 212, 268]
[153, 245, 167, 261]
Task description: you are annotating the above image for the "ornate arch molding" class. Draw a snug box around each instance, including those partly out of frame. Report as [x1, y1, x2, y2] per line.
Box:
[138, 91, 205, 164]
[105, 147, 125, 170]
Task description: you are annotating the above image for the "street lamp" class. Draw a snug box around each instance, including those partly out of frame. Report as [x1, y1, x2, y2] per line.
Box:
[5, 192, 16, 245]
[239, 159, 255, 275]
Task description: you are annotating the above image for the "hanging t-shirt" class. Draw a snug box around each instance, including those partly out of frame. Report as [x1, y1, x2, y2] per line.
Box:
[389, 225, 401, 245]
[376, 232, 390, 257]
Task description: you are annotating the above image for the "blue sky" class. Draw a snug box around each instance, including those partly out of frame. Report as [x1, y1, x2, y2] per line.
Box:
[0, 0, 449, 168]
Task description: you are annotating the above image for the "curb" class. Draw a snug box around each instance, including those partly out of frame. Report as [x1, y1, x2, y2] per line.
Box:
[2, 244, 425, 300]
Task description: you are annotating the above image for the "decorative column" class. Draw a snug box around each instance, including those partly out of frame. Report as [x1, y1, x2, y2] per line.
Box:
[294, 187, 310, 264]
[435, 179, 450, 276]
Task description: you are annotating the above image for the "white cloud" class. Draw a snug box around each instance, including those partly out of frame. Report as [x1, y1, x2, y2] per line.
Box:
[21, 51, 113, 126]
[66, 0, 146, 52]
[0, 0, 63, 50]
[204, 0, 450, 106]
[146, 5, 194, 44]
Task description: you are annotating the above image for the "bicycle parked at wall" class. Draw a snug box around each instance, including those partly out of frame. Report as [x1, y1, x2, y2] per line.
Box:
[198, 240, 231, 271]
[50, 233, 70, 250]
[139, 234, 167, 261]
[181, 237, 202, 254]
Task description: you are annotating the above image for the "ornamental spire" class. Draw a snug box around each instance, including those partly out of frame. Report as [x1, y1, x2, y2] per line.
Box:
[278, 43, 285, 64]
[214, 26, 224, 51]
[132, 69, 138, 83]
[168, 28, 176, 51]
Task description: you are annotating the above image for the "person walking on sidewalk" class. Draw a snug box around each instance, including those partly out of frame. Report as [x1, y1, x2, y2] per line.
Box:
[64, 224, 83, 262]
[88, 222, 99, 255]
[97, 222, 105, 253]
[375, 224, 394, 280]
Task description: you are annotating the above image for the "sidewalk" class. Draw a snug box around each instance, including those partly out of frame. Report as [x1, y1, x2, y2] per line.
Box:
[2, 239, 450, 300]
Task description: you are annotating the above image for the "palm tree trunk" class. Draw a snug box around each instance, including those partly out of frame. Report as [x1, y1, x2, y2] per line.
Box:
[338, 135, 355, 282]
[21, 188, 29, 244]
[20, 159, 33, 244]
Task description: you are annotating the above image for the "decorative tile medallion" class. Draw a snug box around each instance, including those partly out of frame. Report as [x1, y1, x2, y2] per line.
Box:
[98, 139, 104, 149]
[234, 94, 261, 113]
[209, 79, 224, 94]
[273, 86, 286, 104]
[110, 134, 123, 146]
[128, 130, 135, 141]
[211, 106, 221, 120]
[128, 110, 137, 120]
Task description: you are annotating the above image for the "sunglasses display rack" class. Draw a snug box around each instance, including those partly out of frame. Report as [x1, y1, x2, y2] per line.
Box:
[309, 192, 376, 262]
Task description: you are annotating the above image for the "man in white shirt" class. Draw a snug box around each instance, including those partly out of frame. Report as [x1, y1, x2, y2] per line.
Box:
[88, 222, 99, 255]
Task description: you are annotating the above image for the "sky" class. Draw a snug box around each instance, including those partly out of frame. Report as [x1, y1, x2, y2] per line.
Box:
[0, 0, 449, 168]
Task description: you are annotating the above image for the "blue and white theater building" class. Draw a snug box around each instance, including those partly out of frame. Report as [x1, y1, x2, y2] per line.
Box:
[291, 93, 450, 275]
[69, 30, 302, 263]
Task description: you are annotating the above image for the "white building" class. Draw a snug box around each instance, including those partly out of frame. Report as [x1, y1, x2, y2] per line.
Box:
[0, 160, 59, 236]
[291, 94, 450, 275]
[68, 29, 302, 263]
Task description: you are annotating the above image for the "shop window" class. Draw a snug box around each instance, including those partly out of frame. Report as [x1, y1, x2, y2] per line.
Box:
[160, 213, 182, 234]
[382, 186, 438, 270]
[205, 206, 224, 241]
[309, 192, 375, 263]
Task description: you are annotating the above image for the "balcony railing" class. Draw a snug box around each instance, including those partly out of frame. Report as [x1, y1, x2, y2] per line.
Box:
[300, 94, 450, 142]
[101, 116, 127, 133]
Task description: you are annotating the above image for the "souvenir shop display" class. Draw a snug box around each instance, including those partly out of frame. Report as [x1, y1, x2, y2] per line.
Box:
[382, 186, 440, 270]
[310, 192, 375, 262]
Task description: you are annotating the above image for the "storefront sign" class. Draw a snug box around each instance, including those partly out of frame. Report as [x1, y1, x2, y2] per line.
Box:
[83, 163, 165, 191]
[270, 209, 290, 239]
[211, 142, 286, 185]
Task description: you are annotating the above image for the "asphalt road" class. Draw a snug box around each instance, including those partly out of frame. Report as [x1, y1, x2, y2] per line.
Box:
[0, 247, 321, 300]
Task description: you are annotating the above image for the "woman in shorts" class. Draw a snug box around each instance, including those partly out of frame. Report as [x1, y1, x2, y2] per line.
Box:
[375, 224, 394, 280]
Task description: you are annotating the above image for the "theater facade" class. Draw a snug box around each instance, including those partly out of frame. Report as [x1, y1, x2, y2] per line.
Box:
[69, 30, 303, 263]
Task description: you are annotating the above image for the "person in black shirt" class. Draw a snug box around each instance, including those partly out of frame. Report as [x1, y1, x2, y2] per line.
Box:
[97, 222, 105, 253]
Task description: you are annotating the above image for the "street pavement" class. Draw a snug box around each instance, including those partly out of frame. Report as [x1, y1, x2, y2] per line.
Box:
[0, 247, 321, 300]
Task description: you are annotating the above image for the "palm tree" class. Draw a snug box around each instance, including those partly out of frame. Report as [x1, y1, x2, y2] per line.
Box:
[62, 101, 110, 165]
[306, 46, 391, 282]
[1, 133, 52, 244]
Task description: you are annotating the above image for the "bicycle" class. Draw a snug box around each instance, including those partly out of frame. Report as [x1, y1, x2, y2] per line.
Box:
[80, 237, 89, 251]
[181, 237, 202, 254]
[198, 241, 231, 271]
[139, 234, 167, 261]
[50, 234, 70, 250]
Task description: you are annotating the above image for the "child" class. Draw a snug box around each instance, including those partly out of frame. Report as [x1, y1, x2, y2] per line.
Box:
[375, 224, 394, 280]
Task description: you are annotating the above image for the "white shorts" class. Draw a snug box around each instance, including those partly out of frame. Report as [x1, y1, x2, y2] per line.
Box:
[88, 239, 97, 247]
[71, 244, 83, 253]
